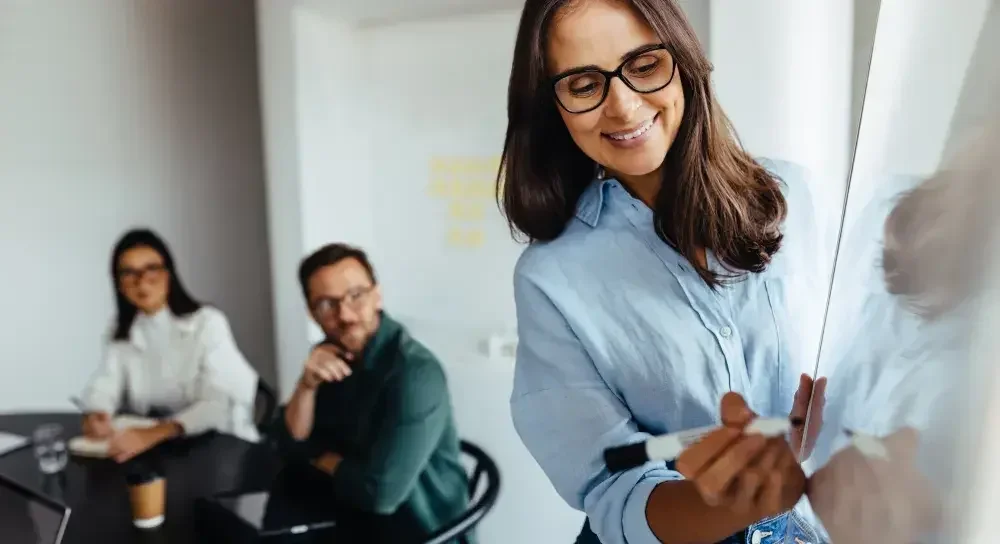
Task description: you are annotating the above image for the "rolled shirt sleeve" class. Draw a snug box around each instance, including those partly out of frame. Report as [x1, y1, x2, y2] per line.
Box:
[510, 271, 682, 544]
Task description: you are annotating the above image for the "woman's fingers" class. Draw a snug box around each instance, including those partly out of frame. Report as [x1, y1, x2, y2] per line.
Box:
[730, 468, 764, 514]
[720, 392, 755, 428]
[676, 426, 742, 477]
[694, 433, 768, 505]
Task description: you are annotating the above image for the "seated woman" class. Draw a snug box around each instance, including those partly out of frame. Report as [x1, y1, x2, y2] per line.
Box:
[79, 229, 260, 462]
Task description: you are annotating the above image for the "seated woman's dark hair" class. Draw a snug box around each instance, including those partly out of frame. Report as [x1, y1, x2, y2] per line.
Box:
[497, 0, 786, 286]
[110, 229, 202, 340]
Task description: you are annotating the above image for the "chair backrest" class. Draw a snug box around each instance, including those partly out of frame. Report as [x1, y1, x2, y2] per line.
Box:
[423, 440, 501, 544]
[253, 379, 278, 433]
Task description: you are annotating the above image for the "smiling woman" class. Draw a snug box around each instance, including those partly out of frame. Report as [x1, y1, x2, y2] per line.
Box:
[498, 1, 824, 544]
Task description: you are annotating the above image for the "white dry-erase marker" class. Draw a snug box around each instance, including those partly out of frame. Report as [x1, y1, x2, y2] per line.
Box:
[604, 417, 803, 473]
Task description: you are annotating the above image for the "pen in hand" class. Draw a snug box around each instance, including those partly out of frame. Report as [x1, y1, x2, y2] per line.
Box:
[604, 416, 805, 473]
[69, 396, 87, 413]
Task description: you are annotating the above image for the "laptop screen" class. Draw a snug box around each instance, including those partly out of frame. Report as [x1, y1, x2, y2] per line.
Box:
[0, 476, 69, 544]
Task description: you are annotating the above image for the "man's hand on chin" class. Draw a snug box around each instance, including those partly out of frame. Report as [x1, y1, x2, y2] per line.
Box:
[312, 452, 344, 475]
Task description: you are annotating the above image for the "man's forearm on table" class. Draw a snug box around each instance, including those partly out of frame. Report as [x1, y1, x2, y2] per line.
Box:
[284, 383, 317, 440]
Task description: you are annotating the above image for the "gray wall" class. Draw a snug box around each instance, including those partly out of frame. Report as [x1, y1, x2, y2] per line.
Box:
[0, 0, 275, 411]
[945, 0, 1000, 158]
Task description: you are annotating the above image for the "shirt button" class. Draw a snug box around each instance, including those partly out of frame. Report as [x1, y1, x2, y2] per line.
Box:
[720, 326, 732, 338]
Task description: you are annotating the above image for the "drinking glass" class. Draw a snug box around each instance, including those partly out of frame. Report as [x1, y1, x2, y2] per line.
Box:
[33, 423, 68, 474]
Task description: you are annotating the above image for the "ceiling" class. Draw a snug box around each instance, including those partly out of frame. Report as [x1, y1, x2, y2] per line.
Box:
[305, 0, 525, 25]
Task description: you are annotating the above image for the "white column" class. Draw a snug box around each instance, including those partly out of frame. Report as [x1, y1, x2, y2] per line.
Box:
[710, 0, 854, 248]
[257, 2, 378, 397]
[256, 0, 311, 398]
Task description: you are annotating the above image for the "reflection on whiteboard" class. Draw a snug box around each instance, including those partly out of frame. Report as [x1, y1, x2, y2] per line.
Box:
[428, 155, 501, 249]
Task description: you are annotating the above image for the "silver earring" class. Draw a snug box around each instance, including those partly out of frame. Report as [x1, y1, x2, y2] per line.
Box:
[595, 165, 607, 180]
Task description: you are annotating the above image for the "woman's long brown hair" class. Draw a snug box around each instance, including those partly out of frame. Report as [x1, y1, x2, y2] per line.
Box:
[497, 0, 786, 286]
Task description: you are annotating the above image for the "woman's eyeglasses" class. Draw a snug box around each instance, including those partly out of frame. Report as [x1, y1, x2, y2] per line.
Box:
[118, 264, 167, 286]
[311, 285, 374, 316]
[552, 44, 676, 114]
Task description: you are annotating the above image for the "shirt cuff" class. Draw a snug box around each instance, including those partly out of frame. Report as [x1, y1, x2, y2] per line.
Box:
[623, 475, 680, 544]
[171, 403, 218, 436]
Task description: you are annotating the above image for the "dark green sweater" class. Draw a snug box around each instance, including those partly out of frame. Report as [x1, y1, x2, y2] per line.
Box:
[274, 313, 469, 541]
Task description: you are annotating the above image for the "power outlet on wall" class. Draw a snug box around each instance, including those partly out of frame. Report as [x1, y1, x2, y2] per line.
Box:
[479, 332, 518, 361]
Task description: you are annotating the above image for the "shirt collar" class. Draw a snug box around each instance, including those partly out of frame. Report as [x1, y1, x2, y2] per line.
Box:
[574, 177, 617, 228]
[127, 308, 197, 349]
[357, 311, 403, 370]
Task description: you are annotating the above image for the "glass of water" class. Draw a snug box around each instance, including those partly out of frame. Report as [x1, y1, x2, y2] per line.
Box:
[33, 424, 68, 474]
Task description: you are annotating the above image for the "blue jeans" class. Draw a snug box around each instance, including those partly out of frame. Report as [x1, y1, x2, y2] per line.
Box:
[574, 510, 824, 544]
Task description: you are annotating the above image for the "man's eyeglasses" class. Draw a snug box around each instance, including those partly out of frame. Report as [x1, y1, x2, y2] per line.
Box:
[552, 44, 676, 114]
[118, 264, 167, 286]
[310, 286, 374, 316]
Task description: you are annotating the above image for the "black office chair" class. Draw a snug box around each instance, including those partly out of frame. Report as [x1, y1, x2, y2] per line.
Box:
[423, 440, 501, 544]
[253, 378, 278, 434]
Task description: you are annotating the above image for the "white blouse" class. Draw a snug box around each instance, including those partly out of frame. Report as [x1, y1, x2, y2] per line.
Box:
[80, 306, 260, 443]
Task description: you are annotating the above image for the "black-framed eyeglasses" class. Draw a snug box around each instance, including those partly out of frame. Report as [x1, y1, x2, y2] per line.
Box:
[551, 44, 676, 114]
[118, 263, 167, 286]
[310, 285, 374, 316]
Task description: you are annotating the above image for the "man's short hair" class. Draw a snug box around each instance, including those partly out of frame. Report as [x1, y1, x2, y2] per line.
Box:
[298, 243, 377, 299]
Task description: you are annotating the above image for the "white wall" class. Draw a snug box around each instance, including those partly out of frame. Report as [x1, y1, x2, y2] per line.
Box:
[0, 0, 275, 411]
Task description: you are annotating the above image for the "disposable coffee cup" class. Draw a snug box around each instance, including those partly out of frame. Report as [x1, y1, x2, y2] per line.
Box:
[126, 470, 165, 529]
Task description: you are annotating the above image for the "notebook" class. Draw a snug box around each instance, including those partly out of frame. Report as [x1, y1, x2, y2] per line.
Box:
[68, 415, 159, 458]
[0, 431, 29, 457]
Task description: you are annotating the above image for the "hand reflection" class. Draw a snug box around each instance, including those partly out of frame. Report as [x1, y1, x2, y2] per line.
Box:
[808, 428, 939, 544]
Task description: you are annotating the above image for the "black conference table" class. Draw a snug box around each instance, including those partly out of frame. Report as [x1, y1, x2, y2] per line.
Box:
[0, 413, 282, 543]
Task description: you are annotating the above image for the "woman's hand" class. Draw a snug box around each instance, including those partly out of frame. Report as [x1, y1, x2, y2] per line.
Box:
[677, 393, 807, 519]
[82, 412, 113, 439]
[790, 373, 827, 460]
[107, 422, 182, 463]
[808, 428, 939, 544]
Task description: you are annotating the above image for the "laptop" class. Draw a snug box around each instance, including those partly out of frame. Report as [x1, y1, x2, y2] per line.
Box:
[197, 466, 338, 542]
[0, 473, 71, 544]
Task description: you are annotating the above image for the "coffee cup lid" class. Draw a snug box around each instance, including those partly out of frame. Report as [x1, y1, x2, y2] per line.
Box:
[125, 469, 162, 486]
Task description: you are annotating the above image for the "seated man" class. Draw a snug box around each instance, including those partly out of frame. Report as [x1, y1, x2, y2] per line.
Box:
[274, 243, 470, 543]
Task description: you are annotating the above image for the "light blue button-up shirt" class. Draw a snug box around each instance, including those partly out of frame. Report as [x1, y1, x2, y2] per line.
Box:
[510, 160, 815, 544]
